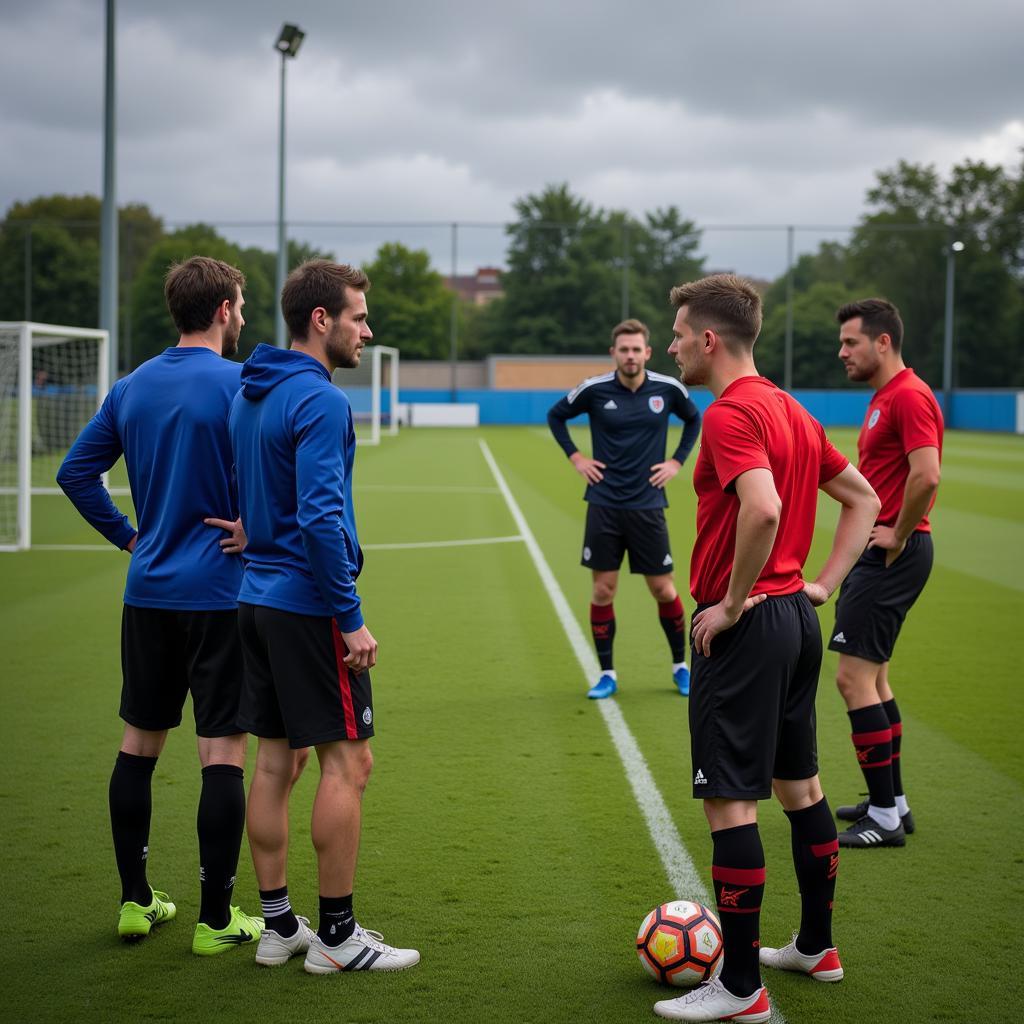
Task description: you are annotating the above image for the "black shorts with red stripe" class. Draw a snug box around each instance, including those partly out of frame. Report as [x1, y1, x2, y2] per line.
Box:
[237, 603, 374, 748]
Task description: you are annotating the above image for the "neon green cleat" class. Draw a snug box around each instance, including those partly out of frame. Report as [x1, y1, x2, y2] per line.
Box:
[192, 906, 264, 956]
[118, 889, 177, 941]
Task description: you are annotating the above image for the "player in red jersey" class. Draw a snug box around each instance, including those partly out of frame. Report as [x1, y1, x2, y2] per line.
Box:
[829, 299, 943, 849]
[653, 275, 879, 1023]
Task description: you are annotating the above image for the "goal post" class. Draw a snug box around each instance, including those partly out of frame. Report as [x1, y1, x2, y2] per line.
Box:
[332, 344, 400, 446]
[0, 322, 109, 551]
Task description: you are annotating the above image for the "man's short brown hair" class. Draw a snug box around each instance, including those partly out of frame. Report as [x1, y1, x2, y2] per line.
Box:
[836, 298, 904, 353]
[611, 318, 650, 344]
[670, 274, 762, 351]
[164, 256, 245, 335]
[281, 260, 371, 342]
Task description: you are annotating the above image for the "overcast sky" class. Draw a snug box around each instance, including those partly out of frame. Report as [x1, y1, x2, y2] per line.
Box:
[2, 0, 1021, 278]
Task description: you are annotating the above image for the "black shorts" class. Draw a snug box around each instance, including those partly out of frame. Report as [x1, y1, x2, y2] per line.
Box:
[829, 531, 934, 664]
[120, 605, 243, 737]
[237, 603, 374, 749]
[689, 592, 822, 800]
[581, 504, 674, 576]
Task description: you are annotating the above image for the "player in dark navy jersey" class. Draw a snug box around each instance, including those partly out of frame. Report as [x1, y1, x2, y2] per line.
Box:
[548, 319, 701, 699]
[829, 299, 943, 849]
[652, 275, 879, 1023]
[57, 256, 263, 952]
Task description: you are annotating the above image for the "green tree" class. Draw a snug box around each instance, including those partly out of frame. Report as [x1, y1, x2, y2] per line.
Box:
[361, 242, 451, 359]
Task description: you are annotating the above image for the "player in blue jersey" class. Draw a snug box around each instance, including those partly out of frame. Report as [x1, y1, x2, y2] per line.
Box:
[57, 256, 263, 952]
[548, 319, 702, 699]
[230, 260, 419, 973]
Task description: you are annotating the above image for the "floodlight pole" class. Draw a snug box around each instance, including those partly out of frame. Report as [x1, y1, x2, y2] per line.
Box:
[783, 225, 794, 392]
[101, 0, 118, 377]
[275, 48, 288, 347]
[942, 237, 964, 424]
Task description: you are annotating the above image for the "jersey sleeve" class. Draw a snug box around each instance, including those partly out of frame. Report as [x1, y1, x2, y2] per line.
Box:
[546, 384, 591, 458]
[669, 385, 702, 464]
[893, 388, 943, 455]
[816, 421, 850, 484]
[293, 388, 363, 632]
[55, 386, 137, 549]
[701, 401, 770, 491]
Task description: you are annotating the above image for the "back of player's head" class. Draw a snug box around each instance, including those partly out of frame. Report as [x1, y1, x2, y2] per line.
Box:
[164, 256, 245, 335]
[281, 260, 371, 341]
[670, 274, 762, 351]
[836, 298, 904, 353]
[611, 318, 650, 344]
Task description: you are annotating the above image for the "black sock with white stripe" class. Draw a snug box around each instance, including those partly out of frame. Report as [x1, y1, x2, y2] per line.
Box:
[260, 885, 298, 938]
[318, 893, 355, 946]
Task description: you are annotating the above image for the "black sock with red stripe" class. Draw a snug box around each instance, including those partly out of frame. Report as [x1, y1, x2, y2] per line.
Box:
[197, 764, 245, 929]
[657, 596, 687, 662]
[785, 798, 838, 954]
[712, 823, 765, 998]
[590, 603, 616, 671]
[882, 699, 904, 797]
[109, 751, 157, 905]
[848, 705, 895, 811]
[318, 893, 355, 946]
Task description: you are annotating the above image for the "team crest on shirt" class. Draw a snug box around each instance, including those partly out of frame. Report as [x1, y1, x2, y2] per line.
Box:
[648, 396, 665, 414]
[868, 409, 881, 429]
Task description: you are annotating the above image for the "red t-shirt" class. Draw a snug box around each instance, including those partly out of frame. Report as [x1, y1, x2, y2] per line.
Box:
[857, 368, 943, 533]
[690, 376, 849, 604]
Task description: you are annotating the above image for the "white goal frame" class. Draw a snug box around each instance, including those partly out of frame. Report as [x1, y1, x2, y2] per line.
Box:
[0, 322, 109, 551]
[357, 344, 400, 447]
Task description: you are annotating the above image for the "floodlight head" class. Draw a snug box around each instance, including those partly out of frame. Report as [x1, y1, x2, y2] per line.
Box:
[275, 24, 305, 58]
[951, 240, 965, 253]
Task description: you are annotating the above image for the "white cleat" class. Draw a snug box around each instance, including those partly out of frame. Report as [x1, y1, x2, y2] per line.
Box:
[303, 923, 420, 974]
[653, 977, 771, 1022]
[255, 915, 316, 966]
[759, 935, 844, 982]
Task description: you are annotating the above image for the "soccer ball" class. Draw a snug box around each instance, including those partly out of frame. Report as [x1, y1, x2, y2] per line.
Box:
[636, 900, 723, 987]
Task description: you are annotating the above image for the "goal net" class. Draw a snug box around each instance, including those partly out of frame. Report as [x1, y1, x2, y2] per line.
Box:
[0, 322, 109, 550]
[332, 344, 400, 446]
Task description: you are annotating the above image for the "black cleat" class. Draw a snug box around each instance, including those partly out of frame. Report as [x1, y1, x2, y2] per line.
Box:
[837, 814, 906, 848]
[836, 797, 915, 834]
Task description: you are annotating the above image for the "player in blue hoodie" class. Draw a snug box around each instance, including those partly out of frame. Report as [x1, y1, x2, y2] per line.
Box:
[230, 260, 419, 973]
[57, 256, 263, 953]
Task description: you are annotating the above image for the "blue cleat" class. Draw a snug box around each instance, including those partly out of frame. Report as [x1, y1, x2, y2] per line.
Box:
[673, 664, 690, 697]
[587, 673, 617, 699]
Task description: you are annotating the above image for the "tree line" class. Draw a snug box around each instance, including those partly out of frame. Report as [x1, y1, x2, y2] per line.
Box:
[1, 155, 1021, 386]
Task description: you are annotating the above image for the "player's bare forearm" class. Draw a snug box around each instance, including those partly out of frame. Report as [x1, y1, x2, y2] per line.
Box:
[723, 500, 780, 615]
[811, 465, 880, 600]
[891, 468, 940, 544]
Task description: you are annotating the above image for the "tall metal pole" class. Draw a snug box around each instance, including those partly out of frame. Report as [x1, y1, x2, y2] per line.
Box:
[275, 51, 287, 347]
[942, 240, 961, 425]
[449, 222, 458, 401]
[620, 220, 630, 320]
[100, 0, 118, 378]
[783, 225, 794, 391]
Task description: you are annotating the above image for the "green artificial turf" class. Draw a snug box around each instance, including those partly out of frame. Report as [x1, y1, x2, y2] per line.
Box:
[1, 425, 1021, 1022]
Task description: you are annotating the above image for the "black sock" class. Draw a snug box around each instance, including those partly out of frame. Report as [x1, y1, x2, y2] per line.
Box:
[882, 699, 904, 797]
[785, 798, 838, 954]
[848, 705, 895, 811]
[657, 596, 687, 662]
[109, 751, 157, 905]
[197, 764, 245, 929]
[260, 886, 298, 938]
[712, 823, 765, 998]
[318, 894, 355, 946]
[590, 604, 615, 672]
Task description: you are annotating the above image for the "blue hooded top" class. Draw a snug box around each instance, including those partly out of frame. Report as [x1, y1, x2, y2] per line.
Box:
[56, 346, 243, 610]
[229, 343, 363, 631]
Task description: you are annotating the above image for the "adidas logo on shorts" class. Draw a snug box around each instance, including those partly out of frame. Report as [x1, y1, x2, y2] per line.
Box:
[694, 769, 707, 785]
[662, 553, 672, 566]
[832, 631, 847, 644]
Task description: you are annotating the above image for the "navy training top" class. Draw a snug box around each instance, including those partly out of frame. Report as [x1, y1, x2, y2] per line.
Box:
[56, 346, 243, 610]
[229, 344, 364, 632]
[547, 369, 702, 509]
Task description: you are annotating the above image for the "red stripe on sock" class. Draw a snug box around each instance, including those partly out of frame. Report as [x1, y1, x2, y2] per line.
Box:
[851, 728, 892, 745]
[890, 721, 903, 736]
[590, 603, 615, 623]
[810, 839, 839, 857]
[716, 905, 762, 914]
[658, 596, 684, 618]
[331, 622, 359, 740]
[863, 756, 893, 767]
[711, 865, 766, 885]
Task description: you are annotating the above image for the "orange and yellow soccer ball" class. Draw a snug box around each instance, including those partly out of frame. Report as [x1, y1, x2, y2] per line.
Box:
[636, 900, 723, 987]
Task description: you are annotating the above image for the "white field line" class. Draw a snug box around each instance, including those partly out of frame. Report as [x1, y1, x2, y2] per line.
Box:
[478, 438, 787, 1024]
